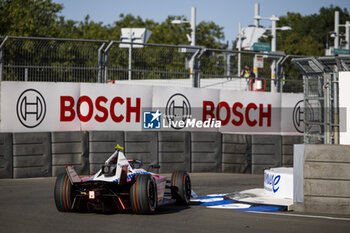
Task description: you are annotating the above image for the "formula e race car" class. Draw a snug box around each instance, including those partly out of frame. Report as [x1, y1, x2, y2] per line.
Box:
[54, 145, 191, 214]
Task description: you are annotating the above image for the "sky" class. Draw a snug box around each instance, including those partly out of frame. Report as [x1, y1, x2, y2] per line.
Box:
[53, 0, 350, 45]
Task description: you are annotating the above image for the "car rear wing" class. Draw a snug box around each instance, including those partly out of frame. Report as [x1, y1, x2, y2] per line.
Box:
[65, 166, 82, 184]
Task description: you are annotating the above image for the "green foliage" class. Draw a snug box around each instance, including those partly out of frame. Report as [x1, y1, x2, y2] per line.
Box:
[278, 5, 350, 56]
[0, 0, 349, 87]
[149, 16, 188, 45]
[0, 0, 226, 48]
[259, 5, 350, 92]
[1, 1, 349, 54]
[0, 0, 63, 37]
[197, 21, 225, 49]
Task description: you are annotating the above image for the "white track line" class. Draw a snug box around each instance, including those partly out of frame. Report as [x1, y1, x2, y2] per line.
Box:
[246, 211, 350, 221]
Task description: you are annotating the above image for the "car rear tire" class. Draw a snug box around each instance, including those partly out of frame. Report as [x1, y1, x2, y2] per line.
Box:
[171, 171, 191, 205]
[130, 174, 157, 214]
[54, 173, 73, 212]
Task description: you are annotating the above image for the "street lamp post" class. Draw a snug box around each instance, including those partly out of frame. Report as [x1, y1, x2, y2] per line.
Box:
[334, 11, 339, 49]
[346, 21, 350, 50]
[270, 24, 291, 93]
[269, 17, 292, 93]
[171, 7, 196, 83]
[256, 14, 290, 93]
[330, 10, 350, 52]
[270, 15, 279, 93]
[189, 7, 196, 83]
[254, 3, 260, 27]
[191, 7, 196, 47]
[237, 22, 243, 77]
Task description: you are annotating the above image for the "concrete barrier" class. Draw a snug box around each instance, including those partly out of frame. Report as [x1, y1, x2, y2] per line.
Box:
[293, 144, 305, 203]
[1, 130, 308, 179]
[300, 144, 350, 215]
[0, 133, 13, 178]
[191, 132, 221, 172]
[12, 132, 51, 178]
[125, 131, 158, 172]
[89, 131, 124, 174]
[251, 135, 281, 174]
[158, 131, 190, 173]
[51, 131, 89, 176]
[281, 136, 303, 166]
[222, 134, 251, 173]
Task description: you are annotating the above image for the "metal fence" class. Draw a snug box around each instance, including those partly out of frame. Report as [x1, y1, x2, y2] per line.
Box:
[0, 36, 303, 92]
[0, 36, 107, 83]
[2, 36, 350, 145]
[292, 55, 350, 144]
[104, 41, 192, 83]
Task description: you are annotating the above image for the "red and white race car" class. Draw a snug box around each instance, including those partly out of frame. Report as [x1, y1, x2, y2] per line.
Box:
[54, 145, 191, 214]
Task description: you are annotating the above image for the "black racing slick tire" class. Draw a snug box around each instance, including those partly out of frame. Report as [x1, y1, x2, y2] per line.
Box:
[130, 174, 157, 214]
[54, 173, 74, 212]
[171, 171, 191, 205]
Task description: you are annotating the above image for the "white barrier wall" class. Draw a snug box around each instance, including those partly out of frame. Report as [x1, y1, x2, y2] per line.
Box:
[219, 90, 281, 134]
[2, 82, 81, 132]
[339, 71, 350, 144]
[281, 93, 304, 135]
[1, 81, 303, 134]
[79, 83, 152, 131]
[264, 167, 293, 199]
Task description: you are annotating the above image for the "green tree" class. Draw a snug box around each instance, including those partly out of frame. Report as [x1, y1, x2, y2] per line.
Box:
[252, 5, 350, 92]
[73, 15, 113, 40]
[149, 16, 188, 45]
[109, 14, 226, 48]
[196, 21, 225, 49]
[0, 0, 63, 37]
[278, 5, 350, 56]
[0, 0, 226, 49]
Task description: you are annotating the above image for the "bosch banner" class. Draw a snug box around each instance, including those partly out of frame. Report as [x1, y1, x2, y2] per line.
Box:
[0, 81, 303, 133]
[152, 86, 220, 132]
[217, 90, 280, 133]
[1, 82, 152, 132]
[2, 82, 81, 132]
[76, 83, 152, 131]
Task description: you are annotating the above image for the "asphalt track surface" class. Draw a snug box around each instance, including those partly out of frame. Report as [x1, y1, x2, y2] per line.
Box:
[1, 173, 350, 233]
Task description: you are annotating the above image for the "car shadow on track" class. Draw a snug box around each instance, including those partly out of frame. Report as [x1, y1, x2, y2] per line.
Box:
[154, 204, 190, 215]
[71, 204, 190, 216]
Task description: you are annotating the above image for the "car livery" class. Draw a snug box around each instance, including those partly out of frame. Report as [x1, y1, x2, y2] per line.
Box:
[54, 145, 191, 214]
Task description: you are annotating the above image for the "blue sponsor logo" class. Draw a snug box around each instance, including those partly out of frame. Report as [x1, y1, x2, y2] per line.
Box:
[265, 174, 281, 193]
[112, 171, 150, 183]
[125, 171, 149, 182]
[143, 110, 161, 129]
